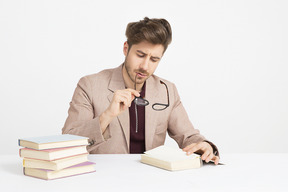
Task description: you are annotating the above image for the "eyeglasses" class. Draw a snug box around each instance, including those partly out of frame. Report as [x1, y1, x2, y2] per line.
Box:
[134, 76, 169, 111]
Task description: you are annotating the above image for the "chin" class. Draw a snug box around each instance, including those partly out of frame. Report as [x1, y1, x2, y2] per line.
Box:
[141, 76, 150, 83]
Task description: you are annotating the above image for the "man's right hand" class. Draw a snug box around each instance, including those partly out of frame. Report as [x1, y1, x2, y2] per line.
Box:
[99, 89, 140, 133]
[106, 88, 140, 117]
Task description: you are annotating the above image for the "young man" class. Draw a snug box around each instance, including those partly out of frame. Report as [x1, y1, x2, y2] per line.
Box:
[62, 17, 220, 164]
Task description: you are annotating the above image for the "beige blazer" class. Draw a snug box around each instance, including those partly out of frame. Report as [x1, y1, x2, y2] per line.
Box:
[62, 65, 215, 154]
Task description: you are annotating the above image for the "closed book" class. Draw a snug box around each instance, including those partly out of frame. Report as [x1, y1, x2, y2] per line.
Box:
[141, 145, 202, 171]
[24, 161, 96, 180]
[19, 145, 88, 161]
[23, 154, 88, 170]
[18, 134, 89, 150]
[19, 145, 87, 161]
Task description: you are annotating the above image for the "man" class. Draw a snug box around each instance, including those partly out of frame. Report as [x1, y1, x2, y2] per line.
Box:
[62, 17, 220, 164]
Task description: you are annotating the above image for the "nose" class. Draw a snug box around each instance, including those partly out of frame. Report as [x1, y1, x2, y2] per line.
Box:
[139, 56, 149, 71]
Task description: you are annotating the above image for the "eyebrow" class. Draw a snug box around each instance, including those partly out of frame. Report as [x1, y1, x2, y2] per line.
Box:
[136, 50, 161, 60]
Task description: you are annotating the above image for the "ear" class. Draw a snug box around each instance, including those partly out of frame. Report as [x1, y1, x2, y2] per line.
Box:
[123, 41, 129, 56]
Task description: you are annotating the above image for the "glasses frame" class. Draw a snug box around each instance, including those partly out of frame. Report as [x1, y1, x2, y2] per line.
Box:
[152, 80, 170, 111]
[134, 77, 169, 111]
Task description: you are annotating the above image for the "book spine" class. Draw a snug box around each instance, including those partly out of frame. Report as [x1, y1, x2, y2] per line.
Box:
[48, 170, 96, 180]
[19, 148, 22, 157]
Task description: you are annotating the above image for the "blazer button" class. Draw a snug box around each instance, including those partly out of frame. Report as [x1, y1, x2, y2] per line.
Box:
[89, 140, 95, 146]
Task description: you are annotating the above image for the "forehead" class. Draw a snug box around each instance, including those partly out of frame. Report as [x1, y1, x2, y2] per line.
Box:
[130, 41, 164, 57]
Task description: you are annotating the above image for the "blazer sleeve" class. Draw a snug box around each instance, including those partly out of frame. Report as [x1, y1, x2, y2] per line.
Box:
[167, 83, 219, 156]
[62, 76, 110, 152]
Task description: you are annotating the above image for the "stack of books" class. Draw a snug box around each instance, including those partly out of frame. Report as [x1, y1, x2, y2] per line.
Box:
[18, 134, 95, 180]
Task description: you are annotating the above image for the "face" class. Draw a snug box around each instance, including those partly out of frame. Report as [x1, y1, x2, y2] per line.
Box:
[123, 41, 164, 90]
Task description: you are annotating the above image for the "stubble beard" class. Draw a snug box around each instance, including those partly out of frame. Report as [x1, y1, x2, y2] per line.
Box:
[124, 59, 148, 87]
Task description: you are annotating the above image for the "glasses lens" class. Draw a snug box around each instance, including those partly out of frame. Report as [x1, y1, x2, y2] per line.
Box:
[152, 104, 168, 111]
[134, 97, 149, 106]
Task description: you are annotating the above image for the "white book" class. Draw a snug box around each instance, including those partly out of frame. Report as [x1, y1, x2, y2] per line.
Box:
[18, 134, 89, 150]
[141, 145, 202, 171]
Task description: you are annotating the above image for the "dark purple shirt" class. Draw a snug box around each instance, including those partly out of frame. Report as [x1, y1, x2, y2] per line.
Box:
[129, 83, 146, 154]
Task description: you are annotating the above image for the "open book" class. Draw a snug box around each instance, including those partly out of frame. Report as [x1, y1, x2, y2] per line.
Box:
[141, 145, 202, 171]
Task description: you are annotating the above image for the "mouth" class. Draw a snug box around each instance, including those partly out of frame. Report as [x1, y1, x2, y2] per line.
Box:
[136, 72, 148, 78]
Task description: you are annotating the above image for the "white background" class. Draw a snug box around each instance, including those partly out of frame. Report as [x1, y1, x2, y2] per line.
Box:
[0, 0, 287, 155]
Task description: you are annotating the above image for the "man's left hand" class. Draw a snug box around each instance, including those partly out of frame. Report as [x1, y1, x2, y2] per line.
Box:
[183, 142, 219, 165]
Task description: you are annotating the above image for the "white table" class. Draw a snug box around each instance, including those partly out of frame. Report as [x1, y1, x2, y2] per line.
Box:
[0, 154, 287, 192]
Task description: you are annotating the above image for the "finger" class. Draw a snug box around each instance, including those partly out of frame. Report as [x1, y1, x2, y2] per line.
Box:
[121, 104, 128, 111]
[119, 90, 139, 107]
[186, 144, 205, 155]
[201, 150, 211, 161]
[114, 94, 128, 104]
[212, 156, 220, 165]
[117, 90, 133, 104]
[120, 91, 133, 107]
[117, 90, 132, 99]
[186, 145, 202, 155]
[116, 89, 140, 106]
[126, 88, 141, 97]
[205, 152, 214, 163]
[116, 95, 130, 109]
[182, 143, 197, 152]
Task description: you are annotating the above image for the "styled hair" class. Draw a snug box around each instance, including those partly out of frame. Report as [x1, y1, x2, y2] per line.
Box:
[125, 17, 172, 52]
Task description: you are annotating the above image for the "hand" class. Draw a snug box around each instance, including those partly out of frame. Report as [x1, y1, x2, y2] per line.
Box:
[99, 89, 140, 133]
[106, 88, 140, 117]
[183, 142, 220, 165]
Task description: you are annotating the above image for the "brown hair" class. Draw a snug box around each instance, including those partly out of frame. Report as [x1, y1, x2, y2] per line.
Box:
[125, 17, 172, 53]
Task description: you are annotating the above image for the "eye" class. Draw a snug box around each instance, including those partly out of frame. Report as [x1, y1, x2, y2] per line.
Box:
[151, 58, 159, 63]
[137, 54, 145, 58]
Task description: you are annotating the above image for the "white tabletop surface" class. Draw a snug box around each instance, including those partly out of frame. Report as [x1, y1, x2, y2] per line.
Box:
[0, 153, 287, 192]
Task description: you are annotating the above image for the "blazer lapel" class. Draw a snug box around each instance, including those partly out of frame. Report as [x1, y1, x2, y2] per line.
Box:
[107, 65, 130, 149]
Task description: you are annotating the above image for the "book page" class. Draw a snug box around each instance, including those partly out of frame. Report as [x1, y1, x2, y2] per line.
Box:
[19, 134, 88, 144]
[145, 145, 200, 162]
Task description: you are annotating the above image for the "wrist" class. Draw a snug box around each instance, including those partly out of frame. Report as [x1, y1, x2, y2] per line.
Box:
[103, 108, 116, 119]
[99, 110, 114, 133]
